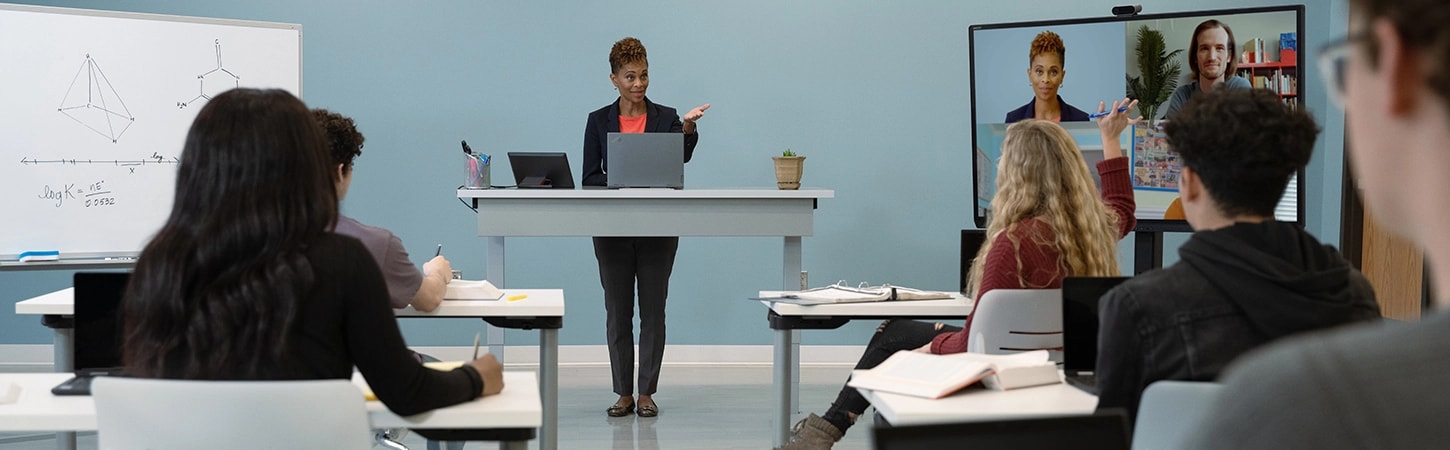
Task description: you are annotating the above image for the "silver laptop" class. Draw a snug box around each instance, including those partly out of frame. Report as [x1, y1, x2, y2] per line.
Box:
[606, 132, 684, 189]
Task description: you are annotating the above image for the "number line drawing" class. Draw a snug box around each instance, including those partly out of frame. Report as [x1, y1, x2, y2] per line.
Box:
[57, 54, 136, 143]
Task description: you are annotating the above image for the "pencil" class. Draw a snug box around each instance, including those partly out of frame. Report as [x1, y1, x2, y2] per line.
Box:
[435, 244, 443, 257]
[471, 332, 481, 360]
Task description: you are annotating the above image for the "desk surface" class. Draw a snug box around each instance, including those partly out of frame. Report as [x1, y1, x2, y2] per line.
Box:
[17, 288, 564, 318]
[759, 291, 974, 317]
[459, 188, 834, 199]
[0, 371, 541, 432]
[859, 379, 1097, 426]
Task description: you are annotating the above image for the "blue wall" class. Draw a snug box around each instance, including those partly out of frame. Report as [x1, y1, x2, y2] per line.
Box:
[0, 0, 1348, 348]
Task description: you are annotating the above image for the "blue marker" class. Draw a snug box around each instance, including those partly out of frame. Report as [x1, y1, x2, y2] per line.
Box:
[1089, 106, 1131, 119]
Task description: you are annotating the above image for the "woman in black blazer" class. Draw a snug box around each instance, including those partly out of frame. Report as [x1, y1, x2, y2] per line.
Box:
[582, 36, 709, 418]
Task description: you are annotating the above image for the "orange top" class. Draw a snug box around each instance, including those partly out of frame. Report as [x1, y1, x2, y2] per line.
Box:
[619, 114, 647, 133]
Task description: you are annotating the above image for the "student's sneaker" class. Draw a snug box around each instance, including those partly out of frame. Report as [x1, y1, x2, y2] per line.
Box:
[774, 413, 843, 450]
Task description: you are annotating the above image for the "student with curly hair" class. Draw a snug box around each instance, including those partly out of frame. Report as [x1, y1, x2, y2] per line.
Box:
[779, 99, 1139, 450]
[122, 89, 503, 417]
[1005, 30, 1091, 123]
[582, 36, 710, 418]
[1094, 88, 1380, 420]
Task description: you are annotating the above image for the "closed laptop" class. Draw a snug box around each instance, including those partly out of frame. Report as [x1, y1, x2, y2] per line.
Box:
[606, 132, 684, 189]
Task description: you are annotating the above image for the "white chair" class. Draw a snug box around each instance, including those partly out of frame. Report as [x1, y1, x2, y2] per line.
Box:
[967, 288, 1064, 361]
[1131, 380, 1223, 450]
[93, 377, 374, 450]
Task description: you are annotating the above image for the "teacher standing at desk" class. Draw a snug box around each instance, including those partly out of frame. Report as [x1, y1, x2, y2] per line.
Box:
[581, 36, 709, 418]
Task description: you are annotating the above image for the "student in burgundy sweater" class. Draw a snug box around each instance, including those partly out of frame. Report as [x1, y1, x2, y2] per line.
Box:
[778, 100, 1139, 450]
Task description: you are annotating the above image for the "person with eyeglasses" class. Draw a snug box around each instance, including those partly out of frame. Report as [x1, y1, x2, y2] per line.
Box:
[1185, 0, 1450, 448]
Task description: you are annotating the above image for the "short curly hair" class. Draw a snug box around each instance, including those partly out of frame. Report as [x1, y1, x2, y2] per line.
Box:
[1029, 30, 1065, 65]
[311, 108, 364, 178]
[1164, 89, 1319, 217]
[609, 37, 648, 73]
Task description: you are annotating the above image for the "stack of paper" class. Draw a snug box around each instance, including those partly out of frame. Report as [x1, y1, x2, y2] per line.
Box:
[444, 279, 504, 301]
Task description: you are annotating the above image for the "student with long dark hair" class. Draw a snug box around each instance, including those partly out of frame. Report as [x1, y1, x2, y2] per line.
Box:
[121, 88, 503, 416]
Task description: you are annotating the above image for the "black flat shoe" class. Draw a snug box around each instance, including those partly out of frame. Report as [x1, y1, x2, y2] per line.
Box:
[606, 402, 635, 417]
[637, 402, 659, 417]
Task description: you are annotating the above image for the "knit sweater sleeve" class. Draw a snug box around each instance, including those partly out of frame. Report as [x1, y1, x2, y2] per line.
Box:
[1097, 156, 1136, 237]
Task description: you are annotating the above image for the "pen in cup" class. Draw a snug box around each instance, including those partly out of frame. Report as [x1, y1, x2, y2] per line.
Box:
[471, 332, 481, 360]
[1089, 105, 1130, 119]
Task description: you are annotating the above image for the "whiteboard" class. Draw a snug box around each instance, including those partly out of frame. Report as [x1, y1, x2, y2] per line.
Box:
[0, 4, 301, 259]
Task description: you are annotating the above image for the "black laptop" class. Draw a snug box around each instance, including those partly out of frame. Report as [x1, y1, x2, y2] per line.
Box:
[1061, 276, 1130, 395]
[51, 272, 129, 396]
[873, 412, 1131, 450]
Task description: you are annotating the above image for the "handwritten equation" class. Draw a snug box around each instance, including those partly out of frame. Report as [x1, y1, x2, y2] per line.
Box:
[37, 180, 115, 208]
[20, 152, 179, 173]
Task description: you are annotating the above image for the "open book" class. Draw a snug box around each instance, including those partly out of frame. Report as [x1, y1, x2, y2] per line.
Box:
[846, 350, 1059, 399]
[762, 282, 953, 305]
[444, 279, 504, 301]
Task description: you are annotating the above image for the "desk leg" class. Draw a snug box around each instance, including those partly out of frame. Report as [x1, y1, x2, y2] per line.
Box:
[52, 324, 76, 450]
[774, 327, 794, 447]
[499, 441, 527, 450]
[540, 329, 559, 450]
[486, 236, 507, 361]
[783, 236, 803, 414]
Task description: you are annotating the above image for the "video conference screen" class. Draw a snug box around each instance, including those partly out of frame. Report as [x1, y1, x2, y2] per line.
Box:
[969, 6, 1306, 231]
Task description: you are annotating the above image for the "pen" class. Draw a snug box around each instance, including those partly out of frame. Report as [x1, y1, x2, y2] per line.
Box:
[471, 332, 481, 360]
[1089, 106, 1130, 119]
[435, 244, 443, 257]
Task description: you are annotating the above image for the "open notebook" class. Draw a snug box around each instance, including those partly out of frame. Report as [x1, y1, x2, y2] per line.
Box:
[444, 280, 504, 301]
[758, 281, 953, 305]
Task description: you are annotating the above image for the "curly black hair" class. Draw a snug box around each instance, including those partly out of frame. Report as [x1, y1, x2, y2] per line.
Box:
[1163, 88, 1319, 217]
[311, 108, 364, 176]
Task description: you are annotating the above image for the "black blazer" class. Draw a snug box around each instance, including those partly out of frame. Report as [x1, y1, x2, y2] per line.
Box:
[1003, 95, 1091, 123]
[582, 97, 699, 187]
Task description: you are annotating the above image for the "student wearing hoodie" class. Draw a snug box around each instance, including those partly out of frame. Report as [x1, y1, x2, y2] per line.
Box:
[1093, 88, 1381, 418]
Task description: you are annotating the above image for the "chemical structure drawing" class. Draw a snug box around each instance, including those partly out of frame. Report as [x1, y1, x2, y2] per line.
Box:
[57, 54, 136, 143]
[176, 39, 240, 109]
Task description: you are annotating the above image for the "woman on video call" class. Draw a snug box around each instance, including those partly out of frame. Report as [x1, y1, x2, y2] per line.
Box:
[581, 36, 709, 418]
[1005, 30, 1091, 123]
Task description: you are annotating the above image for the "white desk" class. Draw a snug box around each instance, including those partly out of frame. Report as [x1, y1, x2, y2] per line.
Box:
[758, 293, 974, 446]
[15, 288, 564, 450]
[0, 371, 541, 449]
[858, 381, 1098, 426]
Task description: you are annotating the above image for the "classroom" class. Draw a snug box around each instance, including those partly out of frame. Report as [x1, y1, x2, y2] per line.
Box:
[2, 0, 1423, 448]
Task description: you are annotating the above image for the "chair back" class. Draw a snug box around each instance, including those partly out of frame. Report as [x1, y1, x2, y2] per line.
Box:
[93, 377, 373, 450]
[1131, 380, 1223, 450]
[967, 288, 1064, 361]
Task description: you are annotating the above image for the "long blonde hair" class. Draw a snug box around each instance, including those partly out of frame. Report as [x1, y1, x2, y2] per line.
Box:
[967, 119, 1121, 299]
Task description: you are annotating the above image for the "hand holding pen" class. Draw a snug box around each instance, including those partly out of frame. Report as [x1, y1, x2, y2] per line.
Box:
[1095, 98, 1141, 160]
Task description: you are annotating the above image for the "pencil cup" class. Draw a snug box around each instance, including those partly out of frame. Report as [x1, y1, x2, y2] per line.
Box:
[465, 155, 490, 189]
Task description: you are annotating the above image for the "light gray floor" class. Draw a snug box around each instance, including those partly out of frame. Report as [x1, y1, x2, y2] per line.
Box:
[0, 364, 875, 449]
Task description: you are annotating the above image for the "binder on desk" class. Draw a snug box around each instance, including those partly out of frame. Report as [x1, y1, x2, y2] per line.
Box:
[756, 281, 952, 305]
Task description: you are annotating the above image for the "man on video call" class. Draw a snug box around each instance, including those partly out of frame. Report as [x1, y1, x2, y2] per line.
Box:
[1161, 19, 1252, 119]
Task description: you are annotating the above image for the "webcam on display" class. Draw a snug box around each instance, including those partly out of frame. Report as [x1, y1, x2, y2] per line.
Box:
[1112, 4, 1143, 17]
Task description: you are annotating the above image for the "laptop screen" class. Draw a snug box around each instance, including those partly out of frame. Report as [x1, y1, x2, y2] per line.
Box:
[73, 272, 129, 370]
[872, 413, 1130, 450]
[1061, 276, 1130, 373]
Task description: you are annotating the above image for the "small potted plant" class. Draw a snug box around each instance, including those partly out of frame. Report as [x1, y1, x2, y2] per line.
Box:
[772, 149, 805, 190]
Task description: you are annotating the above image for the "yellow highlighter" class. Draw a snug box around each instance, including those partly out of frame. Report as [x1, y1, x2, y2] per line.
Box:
[506, 294, 528, 302]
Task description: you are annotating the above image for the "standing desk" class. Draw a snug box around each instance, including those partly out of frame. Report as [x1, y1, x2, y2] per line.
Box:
[858, 379, 1098, 425]
[758, 293, 974, 447]
[15, 288, 564, 450]
[0, 371, 541, 450]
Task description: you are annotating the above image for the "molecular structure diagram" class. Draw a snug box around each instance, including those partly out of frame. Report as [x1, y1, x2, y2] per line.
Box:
[57, 54, 135, 143]
[177, 39, 239, 109]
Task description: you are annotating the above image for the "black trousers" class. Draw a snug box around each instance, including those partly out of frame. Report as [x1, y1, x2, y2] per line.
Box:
[593, 236, 679, 396]
[822, 319, 962, 430]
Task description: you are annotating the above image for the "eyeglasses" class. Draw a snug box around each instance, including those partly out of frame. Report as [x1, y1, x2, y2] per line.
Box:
[1318, 32, 1371, 108]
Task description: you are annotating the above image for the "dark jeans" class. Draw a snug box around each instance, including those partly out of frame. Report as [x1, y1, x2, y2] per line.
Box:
[822, 319, 962, 431]
[593, 236, 679, 396]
